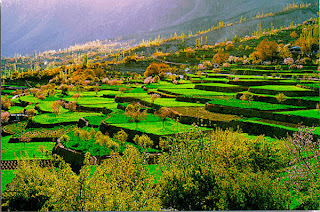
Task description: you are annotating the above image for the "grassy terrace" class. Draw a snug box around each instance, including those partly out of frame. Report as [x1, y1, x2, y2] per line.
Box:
[1, 135, 55, 160]
[160, 88, 236, 97]
[207, 99, 303, 111]
[150, 98, 204, 107]
[275, 109, 320, 119]
[105, 110, 209, 135]
[146, 82, 195, 89]
[19, 95, 41, 103]
[1, 170, 16, 193]
[38, 101, 69, 113]
[197, 83, 240, 87]
[63, 96, 115, 105]
[32, 112, 102, 124]
[250, 85, 314, 91]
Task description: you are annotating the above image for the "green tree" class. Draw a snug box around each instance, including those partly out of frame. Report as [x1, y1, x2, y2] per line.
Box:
[2, 150, 161, 211]
[275, 93, 288, 104]
[159, 127, 290, 210]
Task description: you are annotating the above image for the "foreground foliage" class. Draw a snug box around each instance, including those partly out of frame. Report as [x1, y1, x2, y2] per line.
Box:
[159, 127, 291, 210]
[2, 127, 319, 210]
[2, 148, 160, 211]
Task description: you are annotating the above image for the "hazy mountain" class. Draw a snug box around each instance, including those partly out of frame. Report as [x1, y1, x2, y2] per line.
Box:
[1, 0, 317, 57]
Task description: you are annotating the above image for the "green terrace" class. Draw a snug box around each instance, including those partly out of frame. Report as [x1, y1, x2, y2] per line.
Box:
[275, 109, 320, 119]
[103, 109, 209, 136]
[1, 135, 55, 160]
[207, 98, 303, 111]
[32, 112, 102, 125]
[158, 88, 236, 97]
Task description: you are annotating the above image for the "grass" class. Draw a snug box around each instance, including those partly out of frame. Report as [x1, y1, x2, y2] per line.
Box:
[149, 98, 204, 107]
[207, 99, 303, 110]
[84, 115, 108, 125]
[8, 106, 24, 114]
[32, 112, 102, 124]
[112, 119, 209, 136]
[81, 103, 118, 109]
[38, 101, 69, 113]
[161, 88, 236, 97]
[63, 96, 115, 105]
[105, 110, 162, 124]
[198, 83, 240, 87]
[1, 170, 16, 193]
[250, 85, 313, 91]
[1, 135, 55, 160]
[19, 95, 41, 103]
[275, 109, 320, 119]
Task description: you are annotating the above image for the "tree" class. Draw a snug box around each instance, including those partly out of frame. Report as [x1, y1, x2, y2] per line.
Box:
[125, 103, 147, 129]
[185, 47, 195, 58]
[51, 100, 63, 116]
[2, 150, 161, 211]
[278, 44, 293, 59]
[95, 131, 120, 152]
[133, 134, 153, 149]
[64, 101, 77, 112]
[113, 130, 128, 146]
[158, 127, 290, 210]
[212, 49, 229, 65]
[25, 109, 37, 119]
[154, 107, 173, 128]
[150, 93, 160, 104]
[290, 31, 298, 38]
[284, 127, 319, 209]
[251, 39, 278, 61]
[1, 111, 10, 124]
[94, 83, 100, 96]
[72, 93, 81, 102]
[1, 95, 12, 110]
[240, 92, 254, 106]
[275, 93, 288, 104]
[144, 63, 171, 77]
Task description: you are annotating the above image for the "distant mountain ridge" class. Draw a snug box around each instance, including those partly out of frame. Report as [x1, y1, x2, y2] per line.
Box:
[1, 0, 317, 57]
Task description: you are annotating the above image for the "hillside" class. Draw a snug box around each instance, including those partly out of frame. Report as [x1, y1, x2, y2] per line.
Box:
[1, 0, 317, 57]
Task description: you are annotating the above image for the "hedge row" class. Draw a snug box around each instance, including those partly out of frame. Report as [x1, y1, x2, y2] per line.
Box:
[205, 103, 318, 126]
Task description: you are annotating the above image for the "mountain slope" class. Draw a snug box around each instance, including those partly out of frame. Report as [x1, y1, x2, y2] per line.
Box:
[1, 0, 317, 57]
